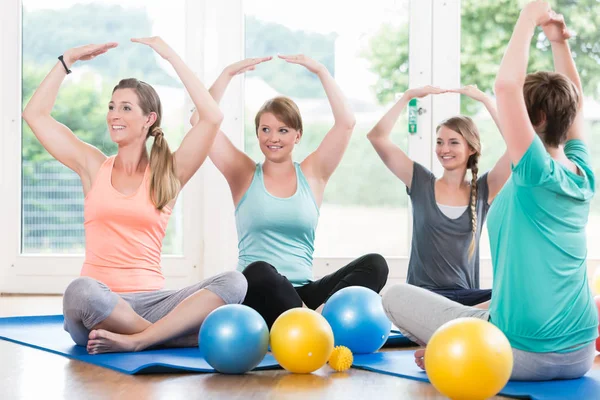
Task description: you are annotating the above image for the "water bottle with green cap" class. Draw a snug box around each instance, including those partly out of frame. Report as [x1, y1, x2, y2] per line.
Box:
[408, 98, 418, 134]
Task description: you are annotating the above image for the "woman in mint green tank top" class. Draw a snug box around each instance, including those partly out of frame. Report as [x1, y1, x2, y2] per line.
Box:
[191, 55, 389, 328]
[382, 2, 598, 381]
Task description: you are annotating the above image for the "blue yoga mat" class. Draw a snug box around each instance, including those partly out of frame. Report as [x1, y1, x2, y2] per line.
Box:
[0, 315, 280, 374]
[384, 330, 416, 347]
[352, 350, 600, 400]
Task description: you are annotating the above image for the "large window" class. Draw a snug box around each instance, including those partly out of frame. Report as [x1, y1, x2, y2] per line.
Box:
[7, 0, 596, 292]
[243, 0, 411, 258]
[21, 0, 187, 255]
[1, 0, 206, 293]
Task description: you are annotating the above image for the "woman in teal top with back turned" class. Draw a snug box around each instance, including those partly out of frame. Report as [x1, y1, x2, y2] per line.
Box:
[382, 0, 597, 381]
[191, 55, 388, 328]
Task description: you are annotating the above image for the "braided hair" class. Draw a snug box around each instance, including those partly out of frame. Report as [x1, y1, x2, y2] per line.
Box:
[436, 116, 481, 259]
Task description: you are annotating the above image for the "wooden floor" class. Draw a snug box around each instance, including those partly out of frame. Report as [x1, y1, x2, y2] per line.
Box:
[0, 296, 598, 400]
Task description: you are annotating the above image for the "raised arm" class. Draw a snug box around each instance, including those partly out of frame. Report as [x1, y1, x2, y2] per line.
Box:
[22, 43, 117, 183]
[367, 86, 446, 189]
[131, 37, 223, 188]
[450, 85, 501, 132]
[189, 58, 271, 203]
[450, 85, 510, 202]
[542, 13, 584, 143]
[190, 57, 272, 125]
[279, 54, 356, 182]
[494, 1, 553, 165]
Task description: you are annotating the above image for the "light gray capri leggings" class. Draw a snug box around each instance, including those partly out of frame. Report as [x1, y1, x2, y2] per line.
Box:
[62, 271, 247, 346]
[382, 284, 596, 381]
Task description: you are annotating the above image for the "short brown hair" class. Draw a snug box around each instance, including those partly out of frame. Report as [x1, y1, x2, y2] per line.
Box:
[255, 96, 303, 134]
[523, 72, 579, 147]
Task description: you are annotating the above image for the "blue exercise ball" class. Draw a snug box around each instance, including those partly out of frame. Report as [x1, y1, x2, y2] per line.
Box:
[322, 286, 391, 354]
[198, 304, 269, 374]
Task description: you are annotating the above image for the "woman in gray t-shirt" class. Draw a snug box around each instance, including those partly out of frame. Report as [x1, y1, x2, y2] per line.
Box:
[367, 85, 510, 306]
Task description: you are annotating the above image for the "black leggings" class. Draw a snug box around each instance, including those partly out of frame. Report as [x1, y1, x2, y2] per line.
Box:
[242, 253, 389, 328]
[430, 288, 492, 306]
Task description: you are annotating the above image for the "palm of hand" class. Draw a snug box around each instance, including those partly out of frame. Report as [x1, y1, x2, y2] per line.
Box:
[225, 56, 272, 77]
[131, 37, 174, 60]
[279, 54, 324, 74]
[64, 43, 117, 64]
[228, 60, 251, 76]
[77, 47, 98, 61]
[522, 1, 551, 26]
[543, 20, 569, 42]
[411, 86, 446, 98]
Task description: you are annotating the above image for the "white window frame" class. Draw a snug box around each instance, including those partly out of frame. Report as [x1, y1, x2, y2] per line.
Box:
[0, 0, 212, 293]
[206, 0, 472, 287]
[0, 0, 504, 293]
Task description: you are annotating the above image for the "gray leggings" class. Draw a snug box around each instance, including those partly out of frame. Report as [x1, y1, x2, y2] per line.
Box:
[62, 271, 247, 346]
[382, 284, 596, 381]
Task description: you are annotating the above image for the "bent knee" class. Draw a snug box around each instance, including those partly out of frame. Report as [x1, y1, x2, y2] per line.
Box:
[381, 284, 412, 320]
[63, 277, 115, 328]
[364, 253, 389, 288]
[382, 283, 412, 305]
[242, 261, 279, 286]
[63, 277, 106, 312]
[210, 271, 248, 305]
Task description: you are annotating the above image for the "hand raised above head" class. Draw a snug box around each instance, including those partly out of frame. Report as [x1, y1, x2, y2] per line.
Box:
[448, 85, 488, 102]
[405, 85, 448, 99]
[278, 54, 325, 75]
[63, 42, 118, 66]
[520, 0, 553, 28]
[542, 12, 573, 43]
[131, 36, 176, 60]
[223, 56, 273, 77]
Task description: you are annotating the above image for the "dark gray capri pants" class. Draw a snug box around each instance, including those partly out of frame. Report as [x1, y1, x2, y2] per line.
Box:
[62, 271, 247, 346]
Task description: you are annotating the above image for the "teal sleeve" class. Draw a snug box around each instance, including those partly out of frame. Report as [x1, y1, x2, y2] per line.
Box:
[564, 139, 591, 168]
[565, 139, 595, 193]
[511, 136, 553, 186]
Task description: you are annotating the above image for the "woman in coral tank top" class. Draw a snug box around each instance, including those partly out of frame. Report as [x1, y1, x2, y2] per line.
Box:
[22, 37, 247, 354]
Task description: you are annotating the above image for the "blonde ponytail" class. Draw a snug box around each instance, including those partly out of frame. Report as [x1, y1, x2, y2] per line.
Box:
[112, 78, 180, 210]
[148, 126, 180, 210]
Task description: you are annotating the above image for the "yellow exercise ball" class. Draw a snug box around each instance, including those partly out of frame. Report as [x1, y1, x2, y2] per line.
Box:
[592, 268, 600, 296]
[425, 317, 513, 400]
[270, 308, 334, 374]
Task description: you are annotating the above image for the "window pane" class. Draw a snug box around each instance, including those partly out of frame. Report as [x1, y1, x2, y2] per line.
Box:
[460, 0, 600, 259]
[21, 0, 186, 255]
[244, 0, 411, 258]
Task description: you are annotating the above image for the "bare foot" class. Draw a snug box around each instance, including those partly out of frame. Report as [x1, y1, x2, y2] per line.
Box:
[86, 329, 144, 354]
[414, 348, 426, 370]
